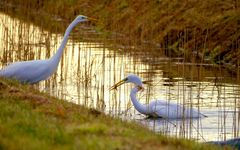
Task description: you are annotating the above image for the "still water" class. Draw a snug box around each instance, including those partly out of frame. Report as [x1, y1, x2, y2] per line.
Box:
[0, 12, 239, 142]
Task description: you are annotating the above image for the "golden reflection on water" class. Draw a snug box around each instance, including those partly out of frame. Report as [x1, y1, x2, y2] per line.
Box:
[0, 12, 240, 142]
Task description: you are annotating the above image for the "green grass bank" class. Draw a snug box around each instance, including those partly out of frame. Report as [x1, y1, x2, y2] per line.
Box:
[0, 78, 222, 150]
[1, 0, 240, 69]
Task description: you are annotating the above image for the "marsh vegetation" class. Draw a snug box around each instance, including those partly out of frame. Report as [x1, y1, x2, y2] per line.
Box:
[0, 11, 240, 144]
[0, 1, 240, 149]
[1, 0, 240, 69]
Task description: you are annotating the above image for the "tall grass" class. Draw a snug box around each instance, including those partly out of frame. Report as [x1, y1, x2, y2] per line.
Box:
[1, 0, 240, 69]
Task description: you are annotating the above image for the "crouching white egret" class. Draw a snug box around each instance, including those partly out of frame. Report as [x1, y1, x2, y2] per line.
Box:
[0, 15, 96, 84]
[110, 74, 206, 119]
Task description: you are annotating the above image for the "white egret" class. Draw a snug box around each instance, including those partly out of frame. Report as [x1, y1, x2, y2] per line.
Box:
[111, 74, 206, 119]
[0, 15, 94, 84]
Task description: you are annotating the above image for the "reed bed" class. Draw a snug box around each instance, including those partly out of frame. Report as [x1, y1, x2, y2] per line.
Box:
[0, 7, 240, 144]
[1, 0, 240, 71]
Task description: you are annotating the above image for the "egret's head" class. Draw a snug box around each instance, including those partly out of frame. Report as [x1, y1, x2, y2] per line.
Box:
[74, 15, 97, 23]
[75, 15, 88, 22]
[110, 74, 143, 90]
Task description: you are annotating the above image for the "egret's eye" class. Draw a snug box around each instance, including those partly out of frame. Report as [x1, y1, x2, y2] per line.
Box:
[137, 85, 144, 91]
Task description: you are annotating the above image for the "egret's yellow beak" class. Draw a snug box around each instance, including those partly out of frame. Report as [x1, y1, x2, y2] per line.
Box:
[110, 78, 127, 90]
[88, 17, 98, 22]
[142, 80, 153, 85]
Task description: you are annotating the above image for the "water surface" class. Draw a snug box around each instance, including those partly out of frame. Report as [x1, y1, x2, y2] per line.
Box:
[0, 12, 239, 142]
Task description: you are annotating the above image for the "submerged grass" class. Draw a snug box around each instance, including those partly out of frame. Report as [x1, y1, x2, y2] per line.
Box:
[0, 78, 221, 150]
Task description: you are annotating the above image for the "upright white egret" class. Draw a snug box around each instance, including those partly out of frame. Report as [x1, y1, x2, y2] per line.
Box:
[0, 15, 94, 84]
[111, 74, 206, 119]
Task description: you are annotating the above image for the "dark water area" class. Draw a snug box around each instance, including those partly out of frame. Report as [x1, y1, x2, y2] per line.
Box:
[0, 11, 240, 142]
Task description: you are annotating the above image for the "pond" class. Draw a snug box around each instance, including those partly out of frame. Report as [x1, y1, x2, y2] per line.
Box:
[0, 12, 239, 142]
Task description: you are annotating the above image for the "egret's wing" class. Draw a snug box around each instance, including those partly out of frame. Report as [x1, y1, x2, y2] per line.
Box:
[0, 61, 27, 77]
[0, 60, 51, 84]
[152, 105, 168, 118]
[151, 100, 183, 118]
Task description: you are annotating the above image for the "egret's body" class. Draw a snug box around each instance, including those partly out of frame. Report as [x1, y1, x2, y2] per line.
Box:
[111, 74, 205, 119]
[0, 15, 89, 84]
[130, 87, 202, 118]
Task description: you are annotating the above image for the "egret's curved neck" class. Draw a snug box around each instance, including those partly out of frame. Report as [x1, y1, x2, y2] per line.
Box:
[50, 20, 80, 65]
[130, 87, 148, 114]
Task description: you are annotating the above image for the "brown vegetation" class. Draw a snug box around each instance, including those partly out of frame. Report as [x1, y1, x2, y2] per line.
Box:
[1, 0, 240, 67]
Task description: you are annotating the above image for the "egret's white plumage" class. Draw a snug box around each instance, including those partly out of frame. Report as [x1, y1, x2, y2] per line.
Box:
[111, 74, 205, 119]
[0, 15, 90, 84]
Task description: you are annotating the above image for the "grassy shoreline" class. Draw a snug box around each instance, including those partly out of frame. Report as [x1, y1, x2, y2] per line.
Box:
[0, 78, 221, 149]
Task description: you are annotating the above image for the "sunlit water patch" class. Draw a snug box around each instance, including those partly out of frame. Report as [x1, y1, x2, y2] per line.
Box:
[0, 12, 239, 142]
